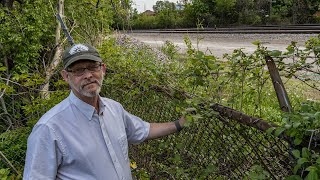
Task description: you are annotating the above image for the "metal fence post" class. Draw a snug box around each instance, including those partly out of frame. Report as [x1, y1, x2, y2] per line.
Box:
[266, 55, 296, 173]
[265, 55, 292, 113]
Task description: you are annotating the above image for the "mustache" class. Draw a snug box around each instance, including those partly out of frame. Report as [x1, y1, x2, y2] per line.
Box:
[81, 79, 102, 87]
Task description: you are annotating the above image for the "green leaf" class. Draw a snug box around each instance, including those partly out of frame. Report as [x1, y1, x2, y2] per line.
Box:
[284, 175, 302, 180]
[175, 106, 181, 112]
[297, 158, 308, 165]
[293, 122, 301, 128]
[302, 148, 311, 159]
[306, 170, 318, 180]
[292, 149, 300, 158]
[293, 164, 301, 174]
[204, 164, 216, 173]
[252, 40, 261, 46]
[315, 112, 320, 120]
[301, 104, 311, 112]
[173, 154, 181, 162]
[185, 107, 197, 113]
[266, 127, 276, 134]
[270, 50, 282, 57]
[314, 45, 320, 52]
[306, 166, 318, 172]
[294, 138, 303, 145]
[289, 130, 297, 137]
[274, 127, 286, 137]
[0, 66, 7, 72]
[316, 157, 320, 165]
[191, 114, 203, 120]
[285, 124, 292, 129]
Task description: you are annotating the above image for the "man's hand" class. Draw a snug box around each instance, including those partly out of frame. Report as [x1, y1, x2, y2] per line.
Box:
[178, 116, 186, 128]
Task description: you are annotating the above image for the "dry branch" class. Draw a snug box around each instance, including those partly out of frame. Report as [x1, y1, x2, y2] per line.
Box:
[0, 150, 19, 174]
[0, 74, 13, 129]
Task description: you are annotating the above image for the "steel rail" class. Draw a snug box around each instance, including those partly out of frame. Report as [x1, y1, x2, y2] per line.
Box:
[127, 25, 320, 34]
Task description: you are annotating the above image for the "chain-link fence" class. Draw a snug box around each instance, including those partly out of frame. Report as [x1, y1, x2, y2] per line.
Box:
[1, 35, 319, 178]
[0, 69, 294, 179]
[104, 85, 293, 179]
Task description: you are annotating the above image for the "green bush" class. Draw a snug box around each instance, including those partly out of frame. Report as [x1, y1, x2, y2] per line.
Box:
[131, 15, 158, 29]
[0, 127, 31, 172]
[238, 10, 262, 25]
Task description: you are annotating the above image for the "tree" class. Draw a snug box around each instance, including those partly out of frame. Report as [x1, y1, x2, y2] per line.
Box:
[0, 0, 23, 9]
[0, 0, 55, 74]
[152, 1, 177, 28]
[153, 0, 176, 13]
[183, 0, 211, 27]
[235, 0, 262, 25]
[0, 0, 115, 131]
[214, 0, 237, 24]
[110, 0, 132, 30]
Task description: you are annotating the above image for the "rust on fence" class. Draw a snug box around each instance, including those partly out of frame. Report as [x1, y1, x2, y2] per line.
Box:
[210, 103, 277, 132]
[115, 88, 294, 179]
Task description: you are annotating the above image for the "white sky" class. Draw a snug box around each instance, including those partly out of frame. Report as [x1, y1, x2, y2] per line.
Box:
[132, 0, 178, 13]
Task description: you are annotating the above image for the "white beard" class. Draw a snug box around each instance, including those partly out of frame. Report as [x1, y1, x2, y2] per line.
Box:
[68, 78, 103, 98]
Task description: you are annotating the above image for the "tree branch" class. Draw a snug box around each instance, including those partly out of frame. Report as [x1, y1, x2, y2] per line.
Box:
[0, 150, 19, 175]
[40, 0, 64, 99]
[0, 74, 13, 129]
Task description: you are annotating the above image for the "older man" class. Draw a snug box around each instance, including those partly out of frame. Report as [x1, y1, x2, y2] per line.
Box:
[23, 44, 185, 180]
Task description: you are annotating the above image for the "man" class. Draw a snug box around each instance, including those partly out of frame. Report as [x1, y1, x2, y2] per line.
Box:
[23, 43, 185, 180]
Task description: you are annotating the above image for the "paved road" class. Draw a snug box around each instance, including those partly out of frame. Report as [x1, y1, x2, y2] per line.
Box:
[126, 32, 318, 58]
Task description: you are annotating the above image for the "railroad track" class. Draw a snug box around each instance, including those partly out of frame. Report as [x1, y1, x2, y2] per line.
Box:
[127, 24, 320, 34]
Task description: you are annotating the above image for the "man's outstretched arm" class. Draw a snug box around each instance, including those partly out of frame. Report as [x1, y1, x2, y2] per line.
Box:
[146, 116, 186, 140]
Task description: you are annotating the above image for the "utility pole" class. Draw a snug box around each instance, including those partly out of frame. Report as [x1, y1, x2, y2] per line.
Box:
[269, 0, 273, 17]
[292, 0, 298, 24]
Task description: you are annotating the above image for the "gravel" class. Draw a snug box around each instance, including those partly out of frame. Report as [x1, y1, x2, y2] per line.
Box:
[125, 32, 318, 58]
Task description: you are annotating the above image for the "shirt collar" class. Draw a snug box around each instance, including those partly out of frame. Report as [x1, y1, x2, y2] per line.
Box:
[68, 91, 96, 121]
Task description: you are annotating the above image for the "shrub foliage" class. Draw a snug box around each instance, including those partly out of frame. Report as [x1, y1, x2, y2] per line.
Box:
[0, 1, 320, 179]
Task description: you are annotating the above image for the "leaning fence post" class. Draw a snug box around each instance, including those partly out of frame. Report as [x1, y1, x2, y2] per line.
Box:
[265, 55, 296, 174]
[265, 55, 292, 113]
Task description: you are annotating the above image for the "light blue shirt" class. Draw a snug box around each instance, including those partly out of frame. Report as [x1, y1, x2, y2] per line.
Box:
[23, 91, 150, 180]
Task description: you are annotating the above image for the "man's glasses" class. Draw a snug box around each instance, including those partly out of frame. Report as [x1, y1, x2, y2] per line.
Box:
[67, 63, 102, 76]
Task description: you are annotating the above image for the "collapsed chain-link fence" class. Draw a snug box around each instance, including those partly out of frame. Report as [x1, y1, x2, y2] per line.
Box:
[0, 69, 294, 179]
[1, 35, 319, 178]
[105, 84, 293, 179]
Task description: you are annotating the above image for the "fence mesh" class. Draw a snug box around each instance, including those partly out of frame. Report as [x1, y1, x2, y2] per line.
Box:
[0, 70, 294, 179]
[103, 80, 293, 179]
[2, 35, 320, 178]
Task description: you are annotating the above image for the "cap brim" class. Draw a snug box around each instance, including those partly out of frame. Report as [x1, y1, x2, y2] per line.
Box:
[64, 54, 102, 68]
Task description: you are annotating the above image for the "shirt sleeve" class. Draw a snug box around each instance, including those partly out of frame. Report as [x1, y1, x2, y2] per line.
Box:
[122, 109, 150, 145]
[23, 124, 63, 180]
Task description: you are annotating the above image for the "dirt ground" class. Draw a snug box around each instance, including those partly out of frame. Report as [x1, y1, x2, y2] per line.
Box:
[126, 32, 318, 58]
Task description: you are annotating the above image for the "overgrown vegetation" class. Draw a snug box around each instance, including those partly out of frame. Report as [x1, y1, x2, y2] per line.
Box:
[1, 0, 320, 179]
[130, 0, 320, 29]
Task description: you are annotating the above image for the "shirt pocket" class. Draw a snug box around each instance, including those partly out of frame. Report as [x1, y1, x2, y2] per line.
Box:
[118, 135, 129, 162]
